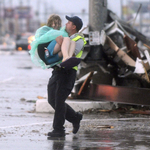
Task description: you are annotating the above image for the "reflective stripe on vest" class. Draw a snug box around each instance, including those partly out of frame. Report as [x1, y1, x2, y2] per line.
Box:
[71, 35, 87, 70]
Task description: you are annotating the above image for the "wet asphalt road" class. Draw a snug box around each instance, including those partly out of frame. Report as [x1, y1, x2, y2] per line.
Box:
[1, 50, 150, 150]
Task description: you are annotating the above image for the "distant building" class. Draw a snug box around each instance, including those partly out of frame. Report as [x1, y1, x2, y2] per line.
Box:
[2, 6, 40, 35]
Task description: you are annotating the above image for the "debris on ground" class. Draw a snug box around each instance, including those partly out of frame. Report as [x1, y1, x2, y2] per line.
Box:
[83, 105, 150, 115]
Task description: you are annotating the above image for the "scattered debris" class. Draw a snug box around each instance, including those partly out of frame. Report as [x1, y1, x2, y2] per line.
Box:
[130, 110, 150, 115]
[6, 107, 11, 109]
[37, 96, 46, 99]
[20, 98, 26, 101]
[31, 130, 39, 133]
[83, 105, 150, 116]
[95, 125, 114, 129]
[72, 9, 150, 107]
[26, 100, 36, 103]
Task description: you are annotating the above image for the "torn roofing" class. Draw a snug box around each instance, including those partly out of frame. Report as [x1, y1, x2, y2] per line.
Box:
[107, 9, 150, 47]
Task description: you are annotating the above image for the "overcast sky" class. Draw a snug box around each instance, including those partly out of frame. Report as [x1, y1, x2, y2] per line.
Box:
[3, 0, 121, 17]
[3, 0, 149, 26]
[3, 0, 150, 16]
[2, 0, 122, 26]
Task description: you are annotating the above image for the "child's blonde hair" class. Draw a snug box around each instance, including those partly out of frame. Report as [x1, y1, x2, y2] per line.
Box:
[47, 14, 62, 30]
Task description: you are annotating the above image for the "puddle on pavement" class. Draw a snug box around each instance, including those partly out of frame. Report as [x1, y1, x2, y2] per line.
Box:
[46, 130, 150, 150]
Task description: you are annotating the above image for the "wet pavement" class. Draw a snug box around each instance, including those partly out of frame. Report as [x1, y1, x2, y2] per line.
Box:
[1, 50, 150, 150]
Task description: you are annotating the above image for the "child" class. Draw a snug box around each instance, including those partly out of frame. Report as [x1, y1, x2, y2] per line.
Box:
[30, 14, 80, 69]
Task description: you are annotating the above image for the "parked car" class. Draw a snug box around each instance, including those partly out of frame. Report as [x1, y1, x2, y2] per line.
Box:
[16, 35, 34, 51]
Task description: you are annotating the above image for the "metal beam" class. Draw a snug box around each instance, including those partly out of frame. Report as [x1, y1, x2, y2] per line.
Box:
[79, 84, 150, 106]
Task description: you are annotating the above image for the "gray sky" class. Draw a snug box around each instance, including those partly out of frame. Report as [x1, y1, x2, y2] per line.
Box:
[3, 0, 150, 19]
[5, 0, 150, 26]
[2, 0, 123, 27]
[3, 0, 121, 17]
[3, 0, 89, 26]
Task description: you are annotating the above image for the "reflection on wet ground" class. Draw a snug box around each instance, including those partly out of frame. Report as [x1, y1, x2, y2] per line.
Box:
[47, 130, 150, 150]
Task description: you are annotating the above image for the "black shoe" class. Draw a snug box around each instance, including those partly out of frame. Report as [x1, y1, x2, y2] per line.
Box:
[72, 112, 83, 134]
[47, 130, 65, 137]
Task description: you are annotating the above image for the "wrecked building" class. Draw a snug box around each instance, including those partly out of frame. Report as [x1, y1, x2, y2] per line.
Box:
[72, 0, 150, 106]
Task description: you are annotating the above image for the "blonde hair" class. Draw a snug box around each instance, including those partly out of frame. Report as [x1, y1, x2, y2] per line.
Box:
[47, 14, 62, 30]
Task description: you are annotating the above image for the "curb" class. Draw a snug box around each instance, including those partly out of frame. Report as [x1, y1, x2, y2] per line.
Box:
[36, 99, 116, 113]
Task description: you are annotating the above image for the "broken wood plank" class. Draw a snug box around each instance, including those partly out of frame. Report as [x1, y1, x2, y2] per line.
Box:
[124, 34, 141, 59]
[130, 110, 150, 115]
[77, 71, 94, 96]
[106, 35, 136, 67]
[144, 43, 150, 50]
[95, 125, 114, 129]
[124, 35, 150, 81]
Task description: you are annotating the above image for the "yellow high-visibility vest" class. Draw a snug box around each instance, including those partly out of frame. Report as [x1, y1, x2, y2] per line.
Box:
[72, 35, 87, 70]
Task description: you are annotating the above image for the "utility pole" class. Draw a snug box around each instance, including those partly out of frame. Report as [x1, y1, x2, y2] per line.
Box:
[120, 0, 124, 20]
[89, 0, 107, 60]
[89, 0, 107, 32]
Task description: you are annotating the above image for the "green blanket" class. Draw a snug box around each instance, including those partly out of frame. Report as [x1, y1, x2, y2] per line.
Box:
[29, 26, 68, 69]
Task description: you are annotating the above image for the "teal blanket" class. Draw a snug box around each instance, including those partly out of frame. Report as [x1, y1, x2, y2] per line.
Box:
[29, 26, 68, 69]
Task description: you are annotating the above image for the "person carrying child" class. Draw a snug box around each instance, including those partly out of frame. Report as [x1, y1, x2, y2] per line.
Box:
[30, 14, 81, 69]
[47, 15, 87, 138]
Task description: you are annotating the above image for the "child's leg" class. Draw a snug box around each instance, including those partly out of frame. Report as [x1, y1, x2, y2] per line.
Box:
[68, 40, 76, 57]
[60, 38, 81, 69]
[53, 43, 61, 55]
[47, 40, 58, 56]
[46, 39, 62, 58]
[61, 37, 72, 61]
[54, 36, 75, 60]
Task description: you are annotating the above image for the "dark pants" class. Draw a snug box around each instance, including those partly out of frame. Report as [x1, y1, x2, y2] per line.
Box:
[48, 67, 78, 131]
